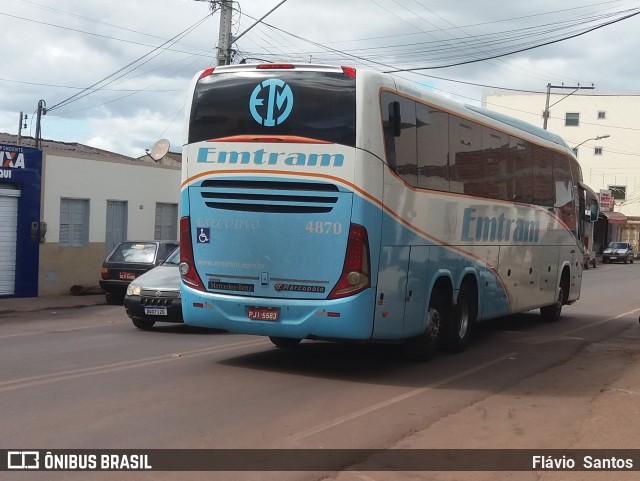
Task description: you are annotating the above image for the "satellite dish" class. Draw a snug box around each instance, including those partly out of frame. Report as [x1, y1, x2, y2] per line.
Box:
[148, 139, 170, 162]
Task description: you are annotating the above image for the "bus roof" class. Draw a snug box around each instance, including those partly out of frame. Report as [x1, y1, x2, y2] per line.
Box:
[465, 104, 569, 149]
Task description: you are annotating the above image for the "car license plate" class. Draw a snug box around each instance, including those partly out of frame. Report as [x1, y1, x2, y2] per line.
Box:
[248, 307, 279, 321]
[144, 307, 167, 316]
[119, 271, 136, 280]
[610, 256, 617, 260]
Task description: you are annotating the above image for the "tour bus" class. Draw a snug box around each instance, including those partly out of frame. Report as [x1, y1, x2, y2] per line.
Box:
[179, 63, 599, 360]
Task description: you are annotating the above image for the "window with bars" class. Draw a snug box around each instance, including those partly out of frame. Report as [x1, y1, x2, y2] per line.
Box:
[565, 112, 580, 126]
[60, 198, 89, 246]
[609, 185, 626, 200]
[154, 203, 178, 240]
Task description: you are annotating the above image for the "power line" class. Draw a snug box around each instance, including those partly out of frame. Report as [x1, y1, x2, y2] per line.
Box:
[47, 15, 211, 113]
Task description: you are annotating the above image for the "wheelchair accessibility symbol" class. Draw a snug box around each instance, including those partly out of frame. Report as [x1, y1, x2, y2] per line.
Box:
[197, 228, 210, 244]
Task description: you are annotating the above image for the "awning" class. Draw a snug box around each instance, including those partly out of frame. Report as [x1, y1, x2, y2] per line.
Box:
[602, 211, 627, 225]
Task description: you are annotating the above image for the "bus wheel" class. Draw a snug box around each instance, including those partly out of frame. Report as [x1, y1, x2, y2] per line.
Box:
[402, 296, 444, 361]
[440, 284, 476, 353]
[269, 337, 302, 348]
[540, 283, 565, 322]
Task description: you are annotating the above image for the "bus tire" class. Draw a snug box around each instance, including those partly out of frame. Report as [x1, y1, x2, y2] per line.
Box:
[540, 282, 565, 322]
[402, 295, 444, 362]
[440, 284, 476, 353]
[132, 318, 155, 330]
[269, 336, 302, 348]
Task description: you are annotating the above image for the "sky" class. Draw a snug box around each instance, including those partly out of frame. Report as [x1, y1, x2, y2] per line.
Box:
[2, 0, 640, 158]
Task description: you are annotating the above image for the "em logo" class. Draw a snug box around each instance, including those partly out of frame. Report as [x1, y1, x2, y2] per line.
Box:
[249, 79, 293, 127]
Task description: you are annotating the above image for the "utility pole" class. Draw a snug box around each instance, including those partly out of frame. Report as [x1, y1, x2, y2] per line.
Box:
[196, 0, 288, 65]
[35, 99, 46, 149]
[542, 83, 595, 130]
[217, 0, 234, 65]
[17, 111, 27, 146]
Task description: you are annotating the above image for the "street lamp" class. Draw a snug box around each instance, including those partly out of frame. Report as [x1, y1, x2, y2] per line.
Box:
[573, 134, 610, 149]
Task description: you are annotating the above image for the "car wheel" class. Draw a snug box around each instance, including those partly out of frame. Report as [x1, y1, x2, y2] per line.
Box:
[269, 337, 301, 348]
[105, 293, 124, 305]
[132, 318, 155, 330]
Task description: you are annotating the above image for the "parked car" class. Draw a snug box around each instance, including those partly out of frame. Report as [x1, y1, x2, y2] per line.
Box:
[582, 248, 597, 269]
[602, 242, 634, 264]
[100, 240, 179, 305]
[124, 247, 182, 329]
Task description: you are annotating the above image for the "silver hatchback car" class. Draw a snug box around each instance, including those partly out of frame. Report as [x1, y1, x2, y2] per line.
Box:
[602, 242, 634, 264]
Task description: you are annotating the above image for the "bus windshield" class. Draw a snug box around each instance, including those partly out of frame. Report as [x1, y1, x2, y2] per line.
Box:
[189, 70, 356, 146]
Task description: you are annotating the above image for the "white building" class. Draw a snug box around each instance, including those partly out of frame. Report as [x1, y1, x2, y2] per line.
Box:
[0, 133, 181, 297]
[483, 91, 640, 252]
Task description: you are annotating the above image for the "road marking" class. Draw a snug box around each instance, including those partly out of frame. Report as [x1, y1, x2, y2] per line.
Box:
[292, 352, 517, 441]
[0, 338, 268, 392]
[558, 308, 640, 337]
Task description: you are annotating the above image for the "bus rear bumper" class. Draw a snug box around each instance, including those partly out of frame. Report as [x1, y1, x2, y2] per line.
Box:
[182, 287, 376, 340]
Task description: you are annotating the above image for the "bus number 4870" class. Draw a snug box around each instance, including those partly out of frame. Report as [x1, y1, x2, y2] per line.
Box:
[306, 221, 342, 235]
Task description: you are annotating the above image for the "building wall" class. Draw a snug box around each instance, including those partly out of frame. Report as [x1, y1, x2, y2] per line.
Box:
[39, 152, 180, 295]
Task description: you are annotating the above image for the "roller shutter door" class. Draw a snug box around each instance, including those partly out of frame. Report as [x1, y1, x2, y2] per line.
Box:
[0, 188, 19, 295]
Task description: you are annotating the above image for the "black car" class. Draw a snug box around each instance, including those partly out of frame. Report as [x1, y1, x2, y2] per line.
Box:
[124, 247, 182, 329]
[99, 240, 179, 304]
[602, 242, 634, 264]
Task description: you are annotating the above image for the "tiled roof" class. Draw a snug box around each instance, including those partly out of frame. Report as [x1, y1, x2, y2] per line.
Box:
[0, 132, 136, 163]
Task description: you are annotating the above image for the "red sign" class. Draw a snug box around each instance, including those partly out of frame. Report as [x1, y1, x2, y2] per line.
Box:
[598, 190, 613, 211]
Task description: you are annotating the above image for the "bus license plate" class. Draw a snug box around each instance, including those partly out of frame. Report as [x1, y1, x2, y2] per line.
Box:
[248, 307, 279, 321]
[144, 307, 167, 316]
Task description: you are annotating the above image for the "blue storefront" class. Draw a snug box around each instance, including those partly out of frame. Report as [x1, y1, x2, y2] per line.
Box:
[0, 143, 42, 298]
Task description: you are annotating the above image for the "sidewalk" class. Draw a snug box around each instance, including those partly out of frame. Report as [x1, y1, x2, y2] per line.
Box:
[0, 293, 105, 316]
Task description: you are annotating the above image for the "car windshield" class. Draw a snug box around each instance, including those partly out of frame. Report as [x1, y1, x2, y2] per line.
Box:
[608, 242, 629, 249]
[108, 242, 157, 263]
[163, 247, 180, 265]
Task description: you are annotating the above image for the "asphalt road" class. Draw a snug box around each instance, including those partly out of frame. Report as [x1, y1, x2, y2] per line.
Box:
[1, 262, 639, 481]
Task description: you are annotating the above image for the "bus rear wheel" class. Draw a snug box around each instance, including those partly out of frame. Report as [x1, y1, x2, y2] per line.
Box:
[440, 284, 476, 353]
[269, 337, 302, 348]
[402, 296, 444, 361]
[540, 283, 565, 322]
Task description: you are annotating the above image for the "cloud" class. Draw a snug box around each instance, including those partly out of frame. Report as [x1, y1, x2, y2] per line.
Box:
[3, 0, 639, 156]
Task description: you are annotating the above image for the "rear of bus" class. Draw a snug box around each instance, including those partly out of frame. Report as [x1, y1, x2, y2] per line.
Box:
[180, 64, 379, 341]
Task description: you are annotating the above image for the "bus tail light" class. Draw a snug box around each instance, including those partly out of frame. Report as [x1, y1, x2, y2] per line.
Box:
[329, 223, 370, 299]
[341, 66, 356, 78]
[198, 67, 215, 80]
[179, 216, 206, 291]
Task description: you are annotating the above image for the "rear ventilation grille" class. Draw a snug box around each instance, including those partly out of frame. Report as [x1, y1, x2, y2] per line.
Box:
[200, 180, 340, 213]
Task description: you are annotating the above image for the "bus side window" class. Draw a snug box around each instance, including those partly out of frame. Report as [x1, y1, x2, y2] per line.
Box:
[381, 92, 417, 185]
[532, 145, 554, 207]
[554, 153, 577, 235]
[450, 119, 481, 195]
[416, 104, 449, 191]
[481, 127, 510, 200]
[511, 137, 533, 203]
[381, 92, 398, 170]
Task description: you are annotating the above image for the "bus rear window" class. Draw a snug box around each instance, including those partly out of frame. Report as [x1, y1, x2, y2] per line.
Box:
[189, 71, 356, 146]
